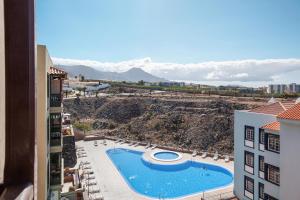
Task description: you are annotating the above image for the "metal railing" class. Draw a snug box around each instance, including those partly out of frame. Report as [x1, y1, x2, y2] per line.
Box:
[202, 191, 235, 200]
[50, 94, 62, 107]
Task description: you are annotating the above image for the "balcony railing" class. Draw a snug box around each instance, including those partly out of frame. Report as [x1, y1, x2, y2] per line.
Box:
[50, 172, 61, 185]
[50, 94, 62, 107]
[50, 138, 61, 147]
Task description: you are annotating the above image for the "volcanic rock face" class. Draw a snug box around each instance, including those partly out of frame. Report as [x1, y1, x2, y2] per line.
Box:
[63, 96, 256, 154]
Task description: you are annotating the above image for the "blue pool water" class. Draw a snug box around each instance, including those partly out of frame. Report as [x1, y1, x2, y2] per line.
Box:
[154, 152, 179, 160]
[106, 148, 233, 199]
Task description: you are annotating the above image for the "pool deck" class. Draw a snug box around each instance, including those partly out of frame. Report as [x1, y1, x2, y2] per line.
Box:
[76, 140, 234, 200]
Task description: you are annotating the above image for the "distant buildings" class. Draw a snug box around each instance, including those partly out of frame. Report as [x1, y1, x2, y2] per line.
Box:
[267, 83, 300, 94]
[158, 81, 185, 87]
[234, 98, 300, 200]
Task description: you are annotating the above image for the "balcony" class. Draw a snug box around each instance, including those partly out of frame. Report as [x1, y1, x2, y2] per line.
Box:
[50, 172, 61, 186]
[50, 94, 62, 107]
[50, 137, 61, 147]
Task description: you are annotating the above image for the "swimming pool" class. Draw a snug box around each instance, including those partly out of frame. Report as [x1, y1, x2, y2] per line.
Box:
[106, 148, 233, 199]
[152, 151, 182, 162]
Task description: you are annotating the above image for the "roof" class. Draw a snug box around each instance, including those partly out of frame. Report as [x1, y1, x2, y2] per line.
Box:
[249, 102, 286, 115]
[278, 103, 300, 121]
[48, 66, 67, 76]
[262, 121, 280, 132]
[249, 100, 296, 116]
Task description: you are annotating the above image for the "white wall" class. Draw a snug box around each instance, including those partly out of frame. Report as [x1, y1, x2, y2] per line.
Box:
[280, 120, 300, 200]
[234, 110, 277, 200]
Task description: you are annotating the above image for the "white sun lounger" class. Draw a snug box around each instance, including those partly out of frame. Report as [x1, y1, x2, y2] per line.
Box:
[83, 166, 92, 170]
[224, 155, 230, 162]
[192, 150, 197, 157]
[89, 186, 100, 194]
[89, 193, 104, 200]
[145, 143, 151, 149]
[86, 175, 95, 180]
[93, 193, 104, 200]
[201, 152, 207, 158]
[120, 140, 126, 144]
[82, 161, 91, 165]
[128, 142, 134, 146]
[151, 144, 157, 150]
[213, 152, 219, 160]
[84, 169, 94, 174]
[86, 180, 97, 186]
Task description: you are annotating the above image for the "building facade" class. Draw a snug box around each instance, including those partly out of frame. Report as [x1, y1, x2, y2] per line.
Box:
[267, 83, 300, 94]
[234, 100, 300, 200]
[37, 45, 68, 200]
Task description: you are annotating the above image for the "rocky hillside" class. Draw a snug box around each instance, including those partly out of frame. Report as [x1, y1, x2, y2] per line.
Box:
[63, 96, 258, 154]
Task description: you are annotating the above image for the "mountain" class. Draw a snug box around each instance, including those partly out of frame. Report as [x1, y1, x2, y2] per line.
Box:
[120, 67, 166, 82]
[58, 65, 167, 82]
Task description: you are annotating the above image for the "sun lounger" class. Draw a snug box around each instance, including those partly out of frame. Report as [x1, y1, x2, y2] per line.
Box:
[192, 150, 197, 157]
[78, 155, 87, 158]
[151, 144, 157, 150]
[86, 180, 97, 186]
[94, 141, 98, 146]
[224, 155, 230, 162]
[82, 161, 91, 165]
[145, 143, 151, 149]
[89, 187, 100, 194]
[93, 193, 104, 200]
[83, 166, 92, 170]
[84, 169, 94, 174]
[213, 152, 219, 160]
[120, 140, 125, 144]
[86, 175, 95, 180]
[134, 142, 140, 147]
[128, 142, 134, 146]
[201, 152, 207, 158]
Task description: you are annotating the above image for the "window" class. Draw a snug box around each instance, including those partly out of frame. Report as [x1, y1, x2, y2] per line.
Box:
[259, 183, 264, 199]
[50, 113, 61, 126]
[264, 194, 278, 200]
[245, 126, 254, 141]
[259, 156, 264, 172]
[259, 128, 265, 144]
[266, 164, 280, 185]
[245, 151, 254, 167]
[244, 176, 254, 194]
[267, 134, 280, 153]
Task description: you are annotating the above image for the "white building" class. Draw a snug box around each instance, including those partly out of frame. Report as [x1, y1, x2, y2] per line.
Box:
[267, 83, 300, 94]
[234, 99, 300, 200]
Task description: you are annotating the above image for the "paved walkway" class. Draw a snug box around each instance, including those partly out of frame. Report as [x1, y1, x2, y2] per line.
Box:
[76, 140, 234, 200]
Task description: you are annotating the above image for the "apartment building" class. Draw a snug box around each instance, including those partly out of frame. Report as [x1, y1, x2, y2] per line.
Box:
[37, 45, 68, 200]
[234, 99, 300, 200]
[267, 83, 300, 94]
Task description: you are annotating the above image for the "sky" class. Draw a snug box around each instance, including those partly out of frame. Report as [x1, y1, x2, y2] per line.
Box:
[37, 0, 300, 86]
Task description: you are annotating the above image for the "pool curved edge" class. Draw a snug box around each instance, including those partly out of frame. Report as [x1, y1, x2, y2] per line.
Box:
[105, 148, 234, 200]
[151, 150, 183, 162]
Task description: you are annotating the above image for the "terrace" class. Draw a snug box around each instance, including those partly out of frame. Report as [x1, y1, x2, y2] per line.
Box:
[75, 139, 235, 200]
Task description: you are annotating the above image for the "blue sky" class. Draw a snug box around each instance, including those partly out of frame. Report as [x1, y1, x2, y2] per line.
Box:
[37, 0, 300, 85]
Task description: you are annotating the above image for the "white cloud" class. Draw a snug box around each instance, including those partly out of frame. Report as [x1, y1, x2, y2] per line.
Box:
[52, 57, 300, 84]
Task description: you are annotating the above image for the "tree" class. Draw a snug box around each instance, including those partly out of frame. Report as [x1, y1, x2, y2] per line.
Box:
[138, 80, 145, 86]
[82, 87, 87, 97]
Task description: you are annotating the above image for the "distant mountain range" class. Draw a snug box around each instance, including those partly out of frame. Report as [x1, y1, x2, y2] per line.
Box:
[57, 65, 167, 83]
